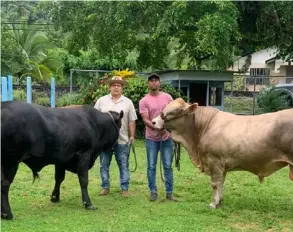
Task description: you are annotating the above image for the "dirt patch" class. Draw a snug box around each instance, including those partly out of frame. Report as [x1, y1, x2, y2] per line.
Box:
[231, 223, 259, 230]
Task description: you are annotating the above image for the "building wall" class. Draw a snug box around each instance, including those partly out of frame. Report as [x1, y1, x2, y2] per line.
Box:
[159, 71, 233, 82]
[229, 47, 292, 89]
[229, 47, 288, 73]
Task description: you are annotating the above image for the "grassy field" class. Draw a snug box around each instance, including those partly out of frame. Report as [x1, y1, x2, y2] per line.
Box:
[1, 140, 292, 232]
[224, 96, 263, 114]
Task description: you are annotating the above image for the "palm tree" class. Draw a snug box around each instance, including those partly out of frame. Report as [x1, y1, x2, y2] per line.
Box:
[1, 1, 61, 82]
[2, 24, 61, 82]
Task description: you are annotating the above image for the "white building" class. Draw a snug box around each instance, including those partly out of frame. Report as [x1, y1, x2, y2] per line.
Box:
[228, 47, 293, 90]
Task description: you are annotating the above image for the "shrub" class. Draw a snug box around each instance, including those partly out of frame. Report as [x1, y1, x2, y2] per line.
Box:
[13, 89, 26, 101]
[12, 89, 83, 107]
[56, 93, 83, 107]
[34, 97, 50, 106]
[257, 85, 291, 113]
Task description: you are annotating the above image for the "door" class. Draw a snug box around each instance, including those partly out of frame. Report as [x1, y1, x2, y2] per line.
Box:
[189, 83, 207, 106]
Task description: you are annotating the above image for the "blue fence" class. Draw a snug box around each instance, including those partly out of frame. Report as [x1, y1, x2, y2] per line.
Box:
[1, 75, 56, 108]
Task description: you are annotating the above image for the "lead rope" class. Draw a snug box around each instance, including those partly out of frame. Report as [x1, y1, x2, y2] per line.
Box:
[107, 142, 137, 173]
[173, 141, 181, 171]
[129, 143, 137, 172]
[104, 112, 138, 172]
[160, 140, 181, 182]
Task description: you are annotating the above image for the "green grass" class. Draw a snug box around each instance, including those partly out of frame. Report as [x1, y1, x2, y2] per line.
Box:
[2, 140, 293, 232]
[224, 96, 263, 114]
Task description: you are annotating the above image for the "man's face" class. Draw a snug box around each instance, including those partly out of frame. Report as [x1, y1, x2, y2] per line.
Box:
[148, 78, 160, 91]
[109, 83, 123, 95]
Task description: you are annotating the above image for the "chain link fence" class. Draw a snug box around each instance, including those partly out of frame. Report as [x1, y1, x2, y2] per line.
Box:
[224, 74, 293, 115]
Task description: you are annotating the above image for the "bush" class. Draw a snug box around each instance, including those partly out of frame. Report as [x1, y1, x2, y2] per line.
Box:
[257, 85, 291, 113]
[34, 97, 50, 106]
[13, 89, 26, 101]
[12, 89, 83, 107]
[56, 93, 83, 107]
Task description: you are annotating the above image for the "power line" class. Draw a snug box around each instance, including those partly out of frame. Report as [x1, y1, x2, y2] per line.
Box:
[2, 22, 54, 25]
[2, 29, 56, 31]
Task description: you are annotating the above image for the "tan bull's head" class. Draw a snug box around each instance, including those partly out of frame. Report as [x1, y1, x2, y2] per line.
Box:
[152, 98, 198, 130]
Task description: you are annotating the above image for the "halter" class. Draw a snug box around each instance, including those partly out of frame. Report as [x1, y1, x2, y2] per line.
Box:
[160, 111, 187, 123]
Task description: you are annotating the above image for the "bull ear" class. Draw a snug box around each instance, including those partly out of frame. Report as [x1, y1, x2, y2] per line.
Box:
[184, 103, 198, 113]
[119, 110, 124, 119]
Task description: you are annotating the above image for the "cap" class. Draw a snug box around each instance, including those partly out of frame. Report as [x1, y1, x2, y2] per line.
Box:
[147, 73, 160, 81]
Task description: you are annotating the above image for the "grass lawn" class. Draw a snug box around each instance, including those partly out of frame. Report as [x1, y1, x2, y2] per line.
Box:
[224, 96, 263, 114]
[2, 140, 293, 232]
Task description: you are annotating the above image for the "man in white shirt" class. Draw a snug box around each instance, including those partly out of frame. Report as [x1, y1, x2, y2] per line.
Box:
[94, 76, 137, 197]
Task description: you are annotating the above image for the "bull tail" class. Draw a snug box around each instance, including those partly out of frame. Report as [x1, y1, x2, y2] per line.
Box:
[32, 170, 40, 183]
[289, 165, 293, 181]
[23, 162, 40, 183]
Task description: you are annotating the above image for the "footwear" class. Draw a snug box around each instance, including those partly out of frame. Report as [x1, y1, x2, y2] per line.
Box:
[121, 190, 129, 198]
[166, 193, 178, 202]
[149, 192, 157, 201]
[99, 188, 110, 196]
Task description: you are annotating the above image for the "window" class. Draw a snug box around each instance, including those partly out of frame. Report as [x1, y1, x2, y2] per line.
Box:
[250, 68, 270, 77]
[209, 87, 222, 106]
[246, 68, 270, 85]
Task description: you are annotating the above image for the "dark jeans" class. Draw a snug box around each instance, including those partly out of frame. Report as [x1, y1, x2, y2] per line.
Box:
[145, 138, 174, 194]
[99, 144, 130, 191]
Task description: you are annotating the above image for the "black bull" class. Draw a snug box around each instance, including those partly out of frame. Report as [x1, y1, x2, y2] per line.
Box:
[1, 101, 123, 220]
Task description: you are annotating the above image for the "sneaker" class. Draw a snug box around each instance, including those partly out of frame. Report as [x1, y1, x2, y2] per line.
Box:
[149, 192, 157, 201]
[166, 193, 178, 202]
[121, 190, 129, 198]
[99, 188, 110, 196]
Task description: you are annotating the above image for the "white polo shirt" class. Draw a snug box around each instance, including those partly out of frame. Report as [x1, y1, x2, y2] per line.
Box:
[94, 94, 137, 144]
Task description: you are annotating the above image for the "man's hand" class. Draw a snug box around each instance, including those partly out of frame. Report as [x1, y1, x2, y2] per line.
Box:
[159, 129, 167, 136]
[129, 136, 135, 144]
[151, 127, 167, 136]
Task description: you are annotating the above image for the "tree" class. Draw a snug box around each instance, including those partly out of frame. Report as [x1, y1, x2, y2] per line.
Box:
[51, 1, 241, 71]
[236, 1, 293, 61]
[156, 1, 241, 70]
[1, 1, 62, 82]
[1, 1, 35, 22]
[1, 24, 61, 82]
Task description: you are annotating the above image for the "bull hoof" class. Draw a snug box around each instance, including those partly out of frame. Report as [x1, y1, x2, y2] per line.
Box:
[208, 203, 217, 209]
[50, 195, 60, 203]
[1, 212, 13, 220]
[86, 205, 97, 210]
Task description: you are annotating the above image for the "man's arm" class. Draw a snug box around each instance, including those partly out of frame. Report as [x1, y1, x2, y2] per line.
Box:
[140, 112, 157, 130]
[128, 101, 138, 143]
[128, 121, 136, 143]
[139, 98, 163, 131]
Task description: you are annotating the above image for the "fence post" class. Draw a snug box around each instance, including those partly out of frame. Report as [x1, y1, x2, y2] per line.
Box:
[26, 76, 32, 104]
[51, 77, 55, 108]
[69, 69, 73, 105]
[1, 76, 8, 101]
[8, 75, 13, 100]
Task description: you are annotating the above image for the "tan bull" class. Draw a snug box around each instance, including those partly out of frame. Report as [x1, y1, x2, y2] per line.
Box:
[152, 98, 293, 208]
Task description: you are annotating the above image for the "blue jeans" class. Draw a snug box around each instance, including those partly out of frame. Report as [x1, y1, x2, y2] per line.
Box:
[146, 138, 174, 194]
[99, 144, 130, 191]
